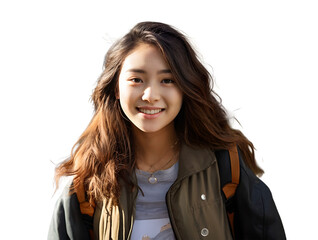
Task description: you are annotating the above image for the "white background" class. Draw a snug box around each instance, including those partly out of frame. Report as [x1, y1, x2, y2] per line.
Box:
[1, 0, 317, 239]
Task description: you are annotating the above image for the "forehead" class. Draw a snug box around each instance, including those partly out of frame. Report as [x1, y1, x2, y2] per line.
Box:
[121, 44, 170, 72]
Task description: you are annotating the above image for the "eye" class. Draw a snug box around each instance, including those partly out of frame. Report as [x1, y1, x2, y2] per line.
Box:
[161, 79, 175, 84]
[130, 78, 143, 83]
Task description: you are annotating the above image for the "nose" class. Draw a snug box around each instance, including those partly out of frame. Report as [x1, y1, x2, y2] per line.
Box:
[142, 85, 160, 103]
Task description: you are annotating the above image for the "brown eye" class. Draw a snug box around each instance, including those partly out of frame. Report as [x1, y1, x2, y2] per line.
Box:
[131, 78, 143, 83]
[161, 79, 174, 84]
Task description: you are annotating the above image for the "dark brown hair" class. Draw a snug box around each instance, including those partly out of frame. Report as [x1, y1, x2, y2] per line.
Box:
[55, 21, 263, 205]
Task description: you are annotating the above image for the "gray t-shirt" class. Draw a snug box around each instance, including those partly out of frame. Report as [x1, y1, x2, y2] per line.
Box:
[131, 162, 178, 240]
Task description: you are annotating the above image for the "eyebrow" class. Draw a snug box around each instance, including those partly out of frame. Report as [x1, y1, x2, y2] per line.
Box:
[126, 68, 172, 74]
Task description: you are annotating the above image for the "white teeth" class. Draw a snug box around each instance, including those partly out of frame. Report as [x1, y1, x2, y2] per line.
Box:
[139, 108, 162, 114]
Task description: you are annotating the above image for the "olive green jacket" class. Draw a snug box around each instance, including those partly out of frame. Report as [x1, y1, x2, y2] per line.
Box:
[49, 144, 233, 240]
[94, 144, 232, 239]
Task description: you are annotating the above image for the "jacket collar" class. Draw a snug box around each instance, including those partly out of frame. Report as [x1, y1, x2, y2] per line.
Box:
[129, 143, 216, 184]
[177, 143, 216, 180]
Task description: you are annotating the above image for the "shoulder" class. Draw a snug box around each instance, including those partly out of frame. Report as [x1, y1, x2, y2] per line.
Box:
[52, 179, 81, 215]
[214, 147, 259, 185]
[48, 180, 92, 240]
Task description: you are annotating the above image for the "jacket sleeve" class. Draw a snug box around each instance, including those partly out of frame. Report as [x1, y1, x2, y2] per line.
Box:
[48, 183, 92, 240]
[234, 152, 286, 240]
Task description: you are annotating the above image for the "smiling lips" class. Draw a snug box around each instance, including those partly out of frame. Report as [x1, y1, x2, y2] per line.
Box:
[137, 107, 165, 115]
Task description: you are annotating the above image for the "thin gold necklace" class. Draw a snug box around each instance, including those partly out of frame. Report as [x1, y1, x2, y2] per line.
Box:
[137, 150, 179, 184]
[136, 140, 179, 184]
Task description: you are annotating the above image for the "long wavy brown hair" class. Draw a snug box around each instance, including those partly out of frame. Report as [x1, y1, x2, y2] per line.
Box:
[55, 21, 263, 205]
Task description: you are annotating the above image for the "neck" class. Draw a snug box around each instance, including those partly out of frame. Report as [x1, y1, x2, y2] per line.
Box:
[132, 123, 179, 172]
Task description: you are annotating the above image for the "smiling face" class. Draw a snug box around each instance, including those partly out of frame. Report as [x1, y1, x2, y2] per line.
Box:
[117, 43, 183, 134]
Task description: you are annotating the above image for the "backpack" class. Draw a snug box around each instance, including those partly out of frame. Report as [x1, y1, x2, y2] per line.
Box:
[76, 146, 286, 240]
[215, 146, 286, 239]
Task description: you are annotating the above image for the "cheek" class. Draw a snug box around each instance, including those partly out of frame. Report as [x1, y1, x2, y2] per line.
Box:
[118, 80, 128, 101]
[171, 89, 183, 110]
[118, 87, 137, 113]
[119, 87, 134, 101]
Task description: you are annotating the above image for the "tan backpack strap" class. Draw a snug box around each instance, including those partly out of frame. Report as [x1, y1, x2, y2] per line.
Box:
[74, 181, 95, 216]
[229, 145, 240, 185]
[222, 145, 240, 199]
[222, 144, 240, 239]
[74, 181, 96, 239]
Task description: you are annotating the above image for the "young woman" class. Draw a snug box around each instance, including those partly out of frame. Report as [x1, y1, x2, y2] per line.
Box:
[49, 22, 285, 240]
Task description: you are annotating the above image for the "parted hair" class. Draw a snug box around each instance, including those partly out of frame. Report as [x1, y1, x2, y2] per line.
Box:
[55, 21, 263, 205]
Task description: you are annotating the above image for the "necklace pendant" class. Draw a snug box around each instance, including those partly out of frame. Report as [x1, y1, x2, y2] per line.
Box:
[148, 175, 158, 184]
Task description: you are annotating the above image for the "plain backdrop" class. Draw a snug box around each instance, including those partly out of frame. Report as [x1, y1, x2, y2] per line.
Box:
[1, 0, 317, 239]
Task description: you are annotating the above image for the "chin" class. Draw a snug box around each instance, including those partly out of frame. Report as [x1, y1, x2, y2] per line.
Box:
[137, 122, 175, 134]
[132, 122, 163, 133]
[137, 127, 163, 133]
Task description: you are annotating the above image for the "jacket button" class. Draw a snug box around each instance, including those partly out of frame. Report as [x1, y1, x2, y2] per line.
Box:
[201, 194, 206, 200]
[201, 228, 209, 237]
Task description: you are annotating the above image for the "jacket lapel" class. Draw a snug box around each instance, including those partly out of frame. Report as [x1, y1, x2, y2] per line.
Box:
[177, 143, 216, 180]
